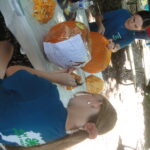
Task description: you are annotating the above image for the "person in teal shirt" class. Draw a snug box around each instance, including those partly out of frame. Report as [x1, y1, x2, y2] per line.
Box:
[0, 65, 117, 150]
[89, 9, 150, 52]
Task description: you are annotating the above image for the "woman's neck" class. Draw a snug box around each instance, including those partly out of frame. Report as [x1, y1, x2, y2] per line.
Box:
[65, 108, 78, 131]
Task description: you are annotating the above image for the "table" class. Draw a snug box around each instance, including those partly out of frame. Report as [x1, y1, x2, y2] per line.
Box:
[0, 0, 103, 104]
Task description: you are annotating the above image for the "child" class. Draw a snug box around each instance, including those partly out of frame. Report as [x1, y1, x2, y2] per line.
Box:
[0, 65, 117, 150]
[89, 9, 150, 52]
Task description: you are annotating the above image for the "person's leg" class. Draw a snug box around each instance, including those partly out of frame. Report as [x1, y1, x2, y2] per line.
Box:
[0, 41, 14, 79]
[0, 11, 14, 79]
[89, 22, 99, 32]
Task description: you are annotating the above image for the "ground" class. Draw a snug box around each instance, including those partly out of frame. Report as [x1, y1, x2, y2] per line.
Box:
[97, 0, 149, 150]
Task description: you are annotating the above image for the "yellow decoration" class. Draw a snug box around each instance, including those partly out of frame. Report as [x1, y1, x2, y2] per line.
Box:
[86, 75, 104, 94]
[76, 22, 85, 30]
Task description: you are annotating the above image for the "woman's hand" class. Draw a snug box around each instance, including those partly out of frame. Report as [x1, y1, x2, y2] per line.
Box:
[107, 39, 115, 49]
[107, 39, 120, 53]
[53, 68, 78, 87]
[54, 72, 77, 87]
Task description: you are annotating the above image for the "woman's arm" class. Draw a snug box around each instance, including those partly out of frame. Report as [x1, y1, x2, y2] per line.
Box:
[88, 1, 105, 34]
[94, 15, 105, 34]
[6, 65, 77, 86]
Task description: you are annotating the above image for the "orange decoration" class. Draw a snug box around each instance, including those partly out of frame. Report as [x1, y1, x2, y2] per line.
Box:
[32, 0, 56, 24]
[82, 32, 112, 73]
[66, 72, 82, 90]
[86, 75, 104, 94]
[44, 21, 89, 44]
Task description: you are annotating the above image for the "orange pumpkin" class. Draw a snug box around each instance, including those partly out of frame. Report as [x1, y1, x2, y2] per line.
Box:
[86, 75, 104, 94]
[82, 32, 112, 73]
[44, 21, 89, 44]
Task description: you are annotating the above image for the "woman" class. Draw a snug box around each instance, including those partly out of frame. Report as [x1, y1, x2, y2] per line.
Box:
[0, 65, 117, 150]
[89, 9, 150, 52]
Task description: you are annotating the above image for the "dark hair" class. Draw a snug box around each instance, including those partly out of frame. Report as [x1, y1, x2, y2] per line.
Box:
[136, 11, 150, 29]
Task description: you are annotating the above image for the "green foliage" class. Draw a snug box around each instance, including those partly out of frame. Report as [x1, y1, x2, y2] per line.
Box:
[141, 0, 148, 6]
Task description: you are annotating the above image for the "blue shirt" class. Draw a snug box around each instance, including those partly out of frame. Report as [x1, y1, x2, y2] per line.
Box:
[89, 9, 136, 48]
[0, 70, 67, 147]
[134, 30, 150, 40]
[103, 9, 135, 48]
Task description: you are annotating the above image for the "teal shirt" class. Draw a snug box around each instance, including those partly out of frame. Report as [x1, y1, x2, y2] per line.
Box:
[0, 70, 67, 147]
[103, 9, 135, 48]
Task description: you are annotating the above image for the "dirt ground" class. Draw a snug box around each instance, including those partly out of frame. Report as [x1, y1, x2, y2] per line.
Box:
[98, 0, 148, 150]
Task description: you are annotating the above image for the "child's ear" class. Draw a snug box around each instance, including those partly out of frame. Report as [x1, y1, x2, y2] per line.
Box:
[82, 122, 98, 139]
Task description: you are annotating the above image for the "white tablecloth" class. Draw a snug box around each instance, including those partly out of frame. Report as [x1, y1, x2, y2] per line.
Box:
[0, 0, 103, 104]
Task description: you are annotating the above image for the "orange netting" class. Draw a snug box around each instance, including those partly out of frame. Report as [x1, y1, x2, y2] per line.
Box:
[32, 0, 56, 24]
[86, 75, 104, 94]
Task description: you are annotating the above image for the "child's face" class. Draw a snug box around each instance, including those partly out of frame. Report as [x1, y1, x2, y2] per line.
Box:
[68, 92, 103, 119]
[125, 14, 143, 31]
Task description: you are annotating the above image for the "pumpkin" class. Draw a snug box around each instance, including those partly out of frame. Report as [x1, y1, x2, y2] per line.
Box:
[44, 21, 91, 68]
[44, 21, 89, 44]
[86, 75, 104, 94]
[66, 72, 82, 90]
[82, 32, 112, 73]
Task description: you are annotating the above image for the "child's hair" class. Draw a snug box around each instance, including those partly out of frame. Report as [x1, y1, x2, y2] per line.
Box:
[136, 10, 150, 29]
[6, 95, 117, 150]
